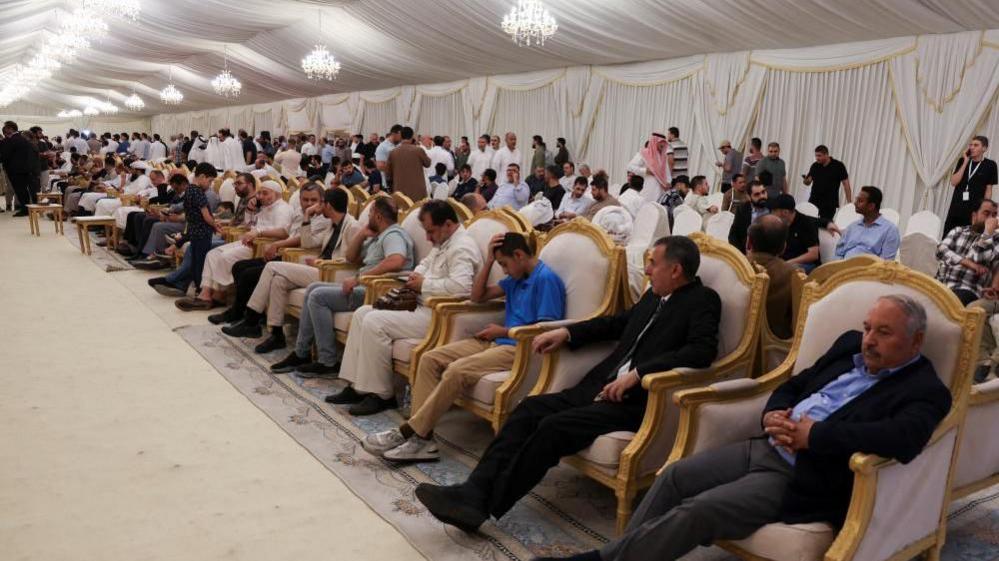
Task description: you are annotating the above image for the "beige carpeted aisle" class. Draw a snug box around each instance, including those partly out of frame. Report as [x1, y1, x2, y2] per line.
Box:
[0, 214, 423, 561]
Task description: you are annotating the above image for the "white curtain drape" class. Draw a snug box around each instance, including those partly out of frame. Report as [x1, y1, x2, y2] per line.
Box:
[359, 100, 398, 137]
[488, 83, 566, 172]
[414, 90, 469, 143]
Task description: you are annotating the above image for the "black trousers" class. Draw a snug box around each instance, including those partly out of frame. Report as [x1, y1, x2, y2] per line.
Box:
[952, 288, 979, 307]
[466, 376, 646, 517]
[124, 211, 148, 246]
[231, 258, 269, 314]
[8, 171, 38, 206]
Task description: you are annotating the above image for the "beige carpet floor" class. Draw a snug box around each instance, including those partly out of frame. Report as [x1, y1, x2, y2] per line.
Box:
[0, 214, 423, 561]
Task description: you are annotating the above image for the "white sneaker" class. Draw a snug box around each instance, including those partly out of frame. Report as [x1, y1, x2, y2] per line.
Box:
[382, 435, 439, 462]
[361, 428, 406, 455]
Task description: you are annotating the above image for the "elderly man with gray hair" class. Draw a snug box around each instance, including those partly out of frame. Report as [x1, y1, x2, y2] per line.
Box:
[542, 295, 952, 561]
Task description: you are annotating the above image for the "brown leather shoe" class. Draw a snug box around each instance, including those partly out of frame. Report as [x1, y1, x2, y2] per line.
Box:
[175, 297, 223, 311]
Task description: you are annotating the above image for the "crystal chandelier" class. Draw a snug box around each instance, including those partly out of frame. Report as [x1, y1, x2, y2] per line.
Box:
[68, 109, 83, 117]
[124, 87, 144, 111]
[57, 110, 70, 118]
[212, 45, 242, 98]
[301, 11, 341, 81]
[83, 106, 100, 116]
[82, 0, 141, 21]
[159, 66, 183, 105]
[501, 0, 558, 46]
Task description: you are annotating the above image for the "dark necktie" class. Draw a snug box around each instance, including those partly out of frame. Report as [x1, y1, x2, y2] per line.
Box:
[606, 297, 666, 382]
[319, 221, 343, 260]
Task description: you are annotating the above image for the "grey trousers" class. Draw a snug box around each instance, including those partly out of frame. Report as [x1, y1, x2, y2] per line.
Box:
[601, 438, 793, 561]
[143, 221, 185, 256]
[295, 282, 367, 366]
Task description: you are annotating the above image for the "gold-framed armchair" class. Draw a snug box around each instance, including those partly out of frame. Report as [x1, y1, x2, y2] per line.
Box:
[952, 368, 999, 498]
[668, 260, 982, 561]
[446, 217, 622, 431]
[392, 192, 414, 213]
[560, 232, 769, 533]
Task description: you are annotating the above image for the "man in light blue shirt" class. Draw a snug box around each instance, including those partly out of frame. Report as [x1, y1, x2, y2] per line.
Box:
[375, 124, 402, 172]
[320, 138, 335, 167]
[488, 163, 531, 210]
[556, 176, 595, 219]
[835, 186, 900, 260]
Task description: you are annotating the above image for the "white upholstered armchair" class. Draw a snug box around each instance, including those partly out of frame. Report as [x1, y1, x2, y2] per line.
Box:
[668, 260, 983, 561]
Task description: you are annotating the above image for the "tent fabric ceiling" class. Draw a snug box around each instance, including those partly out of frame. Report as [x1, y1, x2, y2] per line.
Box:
[3, 0, 999, 116]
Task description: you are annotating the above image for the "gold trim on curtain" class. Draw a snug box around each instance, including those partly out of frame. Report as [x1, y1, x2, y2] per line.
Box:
[914, 31, 987, 114]
[703, 53, 752, 116]
[590, 66, 700, 87]
[749, 44, 916, 73]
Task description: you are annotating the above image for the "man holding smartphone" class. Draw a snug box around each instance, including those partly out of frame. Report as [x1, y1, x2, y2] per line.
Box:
[802, 145, 851, 223]
[945, 136, 998, 235]
[488, 163, 531, 210]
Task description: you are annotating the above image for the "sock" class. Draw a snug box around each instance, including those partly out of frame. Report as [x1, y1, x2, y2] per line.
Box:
[399, 423, 414, 439]
[243, 308, 262, 323]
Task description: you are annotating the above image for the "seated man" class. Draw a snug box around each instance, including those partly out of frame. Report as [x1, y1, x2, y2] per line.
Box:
[538, 165, 566, 210]
[218, 186, 355, 352]
[721, 173, 748, 213]
[176, 180, 294, 310]
[548, 295, 950, 561]
[658, 175, 689, 224]
[451, 164, 479, 200]
[747, 216, 796, 339]
[582, 174, 620, 221]
[555, 176, 594, 220]
[477, 169, 499, 202]
[270, 196, 414, 376]
[770, 194, 821, 272]
[834, 186, 899, 260]
[94, 169, 160, 219]
[729, 180, 769, 252]
[415, 236, 721, 531]
[682, 175, 718, 217]
[488, 163, 530, 210]
[460, 193, 488, 216]
[363, 232, 566, 462]
[935, 198, 999, 305]
[328, 200, 483, 416]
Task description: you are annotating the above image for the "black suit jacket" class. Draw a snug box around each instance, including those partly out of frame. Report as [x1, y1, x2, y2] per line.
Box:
[1, 132, 41, 174]
[566, 279, 721, 402]
[728, 202, 752, 253]
[764, 330, 952, 527]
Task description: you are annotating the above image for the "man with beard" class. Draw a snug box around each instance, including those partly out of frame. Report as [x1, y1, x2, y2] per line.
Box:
[935, 198, 999, 305]
[729, 180, 770, 253]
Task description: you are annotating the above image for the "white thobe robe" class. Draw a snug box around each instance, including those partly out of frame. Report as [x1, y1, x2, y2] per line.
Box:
[201, 199, 294, 289]
[205, 137, 224, 170]
[221, 137, 244, 171]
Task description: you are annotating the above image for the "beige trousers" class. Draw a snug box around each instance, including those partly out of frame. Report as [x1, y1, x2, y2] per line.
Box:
[246, 261, 320, 327]
[407, 339, 516, 437]
[338, 305, 433, 399]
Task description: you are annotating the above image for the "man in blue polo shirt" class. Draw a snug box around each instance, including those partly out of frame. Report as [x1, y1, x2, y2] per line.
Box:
[363, 232, 566, 462]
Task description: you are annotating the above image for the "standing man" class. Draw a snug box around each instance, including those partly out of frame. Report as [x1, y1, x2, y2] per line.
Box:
[755, 142, 788, 200]
[427, 136, 455, 180]
[667, 127, 688, 178]
[467, 134, 494, 180]
[628, 133, 673, 204]
[0, 121, 40, 214]
[386, 126, 431, 202]
[239, 130, 257, 166]
[715, 140, 743, 193]
[803, 145, 852, 223]
[834, 186, 900, 260]
[945, 136, 997, 235]
[531, 135, 546, 172]
[375, 124, 403, 181]
[491, 132, 522, 179]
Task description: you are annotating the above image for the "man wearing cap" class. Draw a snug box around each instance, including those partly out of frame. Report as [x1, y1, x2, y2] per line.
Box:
[771, 194, 821, 272]
[715, 140, 743, 193]
[177, 179, 294, 310]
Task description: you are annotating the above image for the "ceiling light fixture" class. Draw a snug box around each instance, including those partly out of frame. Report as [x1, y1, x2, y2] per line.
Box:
[212, 45, 242, 98]
[83, 106, 100, 116]
[301, 11, 341, 81]
[82, 0, 141, 21]
[501, 0, 558, 47]
[159, 66, 183, 105]
[124, 86, 144, 111]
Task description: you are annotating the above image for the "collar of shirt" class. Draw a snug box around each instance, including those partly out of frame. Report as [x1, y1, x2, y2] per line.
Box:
[850, 352, 922, 379]
[860, 215, 889, 229]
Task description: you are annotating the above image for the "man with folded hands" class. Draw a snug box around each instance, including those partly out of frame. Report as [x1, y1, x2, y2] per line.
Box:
[539, 295, 950, 561]
[363, 232, 566, 462]
[326, 200, 483, 416]
[415, 235, 721, 532]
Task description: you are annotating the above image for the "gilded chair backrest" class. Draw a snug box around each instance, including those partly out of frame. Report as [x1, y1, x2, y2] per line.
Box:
[399, 203, 434, 265]
[392, 192, 414, 213]
[538, 218, 622, 319]
[448, 199, 473, 223]
[807, 254, 880, 284]
[357, 193, 390, 226]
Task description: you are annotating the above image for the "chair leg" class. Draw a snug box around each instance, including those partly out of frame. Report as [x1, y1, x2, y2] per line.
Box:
[615, 487, 636, 535]
[83, 227, 92, 255]
[76, 225, 86, 254]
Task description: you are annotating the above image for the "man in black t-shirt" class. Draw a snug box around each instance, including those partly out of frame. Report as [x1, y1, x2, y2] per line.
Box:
[771, 194, 820, 272]
[803, 145, 851, 223]
[945, 135, 998, 235]
[239, 129, 257, 165]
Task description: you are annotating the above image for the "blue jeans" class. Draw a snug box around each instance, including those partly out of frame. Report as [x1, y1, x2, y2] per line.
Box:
[166, 236, 224, 289]
[295, 282, 366, 365]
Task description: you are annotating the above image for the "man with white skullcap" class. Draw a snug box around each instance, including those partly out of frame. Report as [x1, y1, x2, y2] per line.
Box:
[177, 179, 294, 310]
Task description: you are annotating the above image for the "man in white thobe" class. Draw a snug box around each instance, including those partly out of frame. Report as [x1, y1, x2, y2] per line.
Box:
[491, 132, 521, 177]
[627, 132, 674, 204]
[466, 134, 494, 180]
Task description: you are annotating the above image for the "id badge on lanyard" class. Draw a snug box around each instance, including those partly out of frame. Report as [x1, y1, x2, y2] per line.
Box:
[964, 160, 983, 201]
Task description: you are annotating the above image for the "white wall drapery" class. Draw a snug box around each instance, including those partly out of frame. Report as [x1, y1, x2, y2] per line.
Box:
[147, 29, 992, 226]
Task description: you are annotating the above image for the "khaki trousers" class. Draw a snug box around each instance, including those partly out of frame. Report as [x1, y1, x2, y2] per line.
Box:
[408, 339, 516, 437]
[247, 261, 321, 327]
[339, 305, 433, 399]
[970, 299, 999, 372]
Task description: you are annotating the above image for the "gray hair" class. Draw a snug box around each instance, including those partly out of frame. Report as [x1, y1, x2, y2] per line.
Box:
[299, 181, 323, 194]
[878, 294, 927, 337]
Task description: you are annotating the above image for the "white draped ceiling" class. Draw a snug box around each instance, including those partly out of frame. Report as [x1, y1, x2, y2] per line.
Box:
[3, 2, 998, 223]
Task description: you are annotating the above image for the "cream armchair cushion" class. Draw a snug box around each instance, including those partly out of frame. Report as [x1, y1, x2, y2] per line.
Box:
[540, 229, 613, 319]
[953, 378, 999, 492]
[465, 214, 517, 284]
[698, 253, 751, 359]
[729, 523, 835, 561]
[400, 207, 435, 265]
[899, 233, 939, 276]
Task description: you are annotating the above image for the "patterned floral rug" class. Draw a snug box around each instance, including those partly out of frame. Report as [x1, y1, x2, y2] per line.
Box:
[176, 324, 999, 561]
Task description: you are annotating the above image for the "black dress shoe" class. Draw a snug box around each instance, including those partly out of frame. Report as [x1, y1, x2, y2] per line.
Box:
[133, 258, 168, 271]
[254, 332, 286, 354]
[270, 352, 311, 373]
[414, 483, 489, 532]
[221, 320, 262, 338]
[325, 385, 364, 404]
[348, 394, 397, 416]
[296, 361, 340, 378]
[208, 308, 243, 325]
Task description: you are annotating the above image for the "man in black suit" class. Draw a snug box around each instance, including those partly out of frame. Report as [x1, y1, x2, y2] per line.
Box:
[729, 180, 770, 253]
[0, 120, 41, 215]
[415, 236, 722, 531]
[546, 295, 951, 561]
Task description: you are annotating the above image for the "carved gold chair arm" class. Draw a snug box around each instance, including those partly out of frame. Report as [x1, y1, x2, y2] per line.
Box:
[282, 247, 321, 264]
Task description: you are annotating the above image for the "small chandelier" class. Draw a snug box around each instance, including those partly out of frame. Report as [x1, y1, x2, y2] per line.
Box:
[82, 0, 141, 21]
[57, 110, 70, 118]
[99, 91, 119, 114]
[212, 45, 242, 98]
[301, 11, 341, 81]
[501, 0, 558, 47]
[68, 109, 83, 117]
[83, 106, 99, 116]
[124, 87, 144, 111]
[159, 66, 183, 105]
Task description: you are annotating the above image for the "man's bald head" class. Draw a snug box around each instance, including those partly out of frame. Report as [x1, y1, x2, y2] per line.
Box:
[747, 214, 787, 255]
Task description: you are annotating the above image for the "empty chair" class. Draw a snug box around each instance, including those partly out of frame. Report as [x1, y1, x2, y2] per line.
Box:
[429, 180, 449, 200]
[795, 201, 819, 218]
[899, 232, 940, 276]
[672, 208, 703, 236]
[905, 210, 942, 241]
[704, 211, 735, 241]
[880, 207, 900, 226]
[624, 203, 670, 303]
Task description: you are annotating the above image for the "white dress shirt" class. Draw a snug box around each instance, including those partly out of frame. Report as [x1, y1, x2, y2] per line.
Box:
[491, 147, 522, 177]
[556, 194, 595, 217]
[466, 147, 494, 179]
[413, 226, 483, 303]
[426, 145, 455, 178]
[301, 142, 317, 156]
[487, 181, 531, 210]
